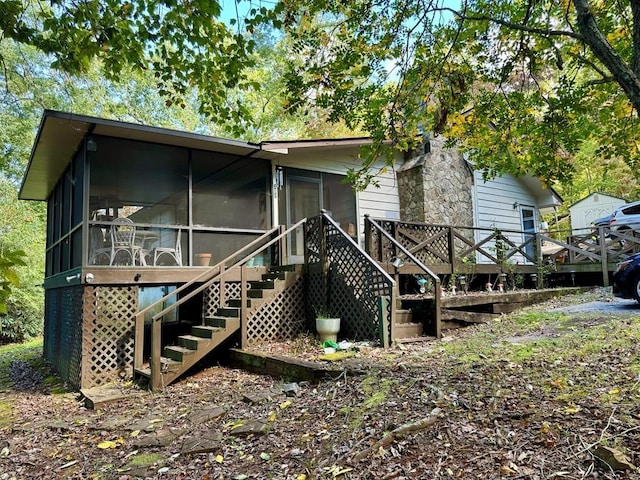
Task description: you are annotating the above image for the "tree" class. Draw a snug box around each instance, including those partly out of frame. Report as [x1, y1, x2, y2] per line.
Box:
[1, 0, 637, 186]
[279, 0, 639, 187]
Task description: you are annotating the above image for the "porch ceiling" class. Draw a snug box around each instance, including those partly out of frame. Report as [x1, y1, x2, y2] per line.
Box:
[20, 110, 269, 201]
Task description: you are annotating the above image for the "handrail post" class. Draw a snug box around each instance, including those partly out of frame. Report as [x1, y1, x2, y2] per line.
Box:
[391, 278, 399, 344]
[150, 316, 162, 391]
[219, 264, 226, 308]
[447, 226, 456, 273]
[599, 225, 609, 286]
[392, 220, 400, 263]
[320, 214, 329, 308]
[278, 224, 286, 266]
[364, 215, 372, 257]
[535, 233, 544, 289]
[134, 312, 144, 369]
[241, 265, 248, 348]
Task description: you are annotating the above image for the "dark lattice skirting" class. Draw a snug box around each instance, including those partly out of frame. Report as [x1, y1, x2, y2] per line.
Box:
[44, 286, 84, 388]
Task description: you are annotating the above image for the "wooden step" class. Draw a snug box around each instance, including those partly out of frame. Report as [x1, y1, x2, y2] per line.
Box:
[394, 321, 423, 339]
[192, 325, 223, 338]
[164, 345, 197, 362]
[135, 357, 182, 378]
[268, 264, 296, 272]
[395, 309, 413, 324]
[205, 316, 231, 327]
[216, 307, 240, 318]
[249, 280, 274, 290]
[247, 289, 264, 298]
[228, 298, 251, 308]
[262, 271, 286, 281]
[179, 334, 211, 350]
[394, 335, 436, 344]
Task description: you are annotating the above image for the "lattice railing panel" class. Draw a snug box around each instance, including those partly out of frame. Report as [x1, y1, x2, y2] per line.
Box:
[308, 216, 394, 343]
[82, 286, 137, 388]
[202, 282, 243, 318]
[44, 287, 83, 388]
[246, 277, 306, 346]
[202, 284, 221, 318]
[398, 223, 450, 265]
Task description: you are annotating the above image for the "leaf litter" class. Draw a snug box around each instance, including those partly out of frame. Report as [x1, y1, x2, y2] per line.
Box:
[1, 288, 640, 478]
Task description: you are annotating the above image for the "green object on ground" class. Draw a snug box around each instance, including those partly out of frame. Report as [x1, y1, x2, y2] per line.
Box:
[322, 340, 339, 349]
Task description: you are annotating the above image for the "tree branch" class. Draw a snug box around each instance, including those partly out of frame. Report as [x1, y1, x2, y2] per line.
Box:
[573, 0, 640, 112]
[434, 7, 584, 41]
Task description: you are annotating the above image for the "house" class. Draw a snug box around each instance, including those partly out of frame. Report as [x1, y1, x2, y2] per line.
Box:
[19, 110, 405, 390]
[569, 192, 626, 234]
[396, 135, 563, 264]
[20, 111, 565, 391]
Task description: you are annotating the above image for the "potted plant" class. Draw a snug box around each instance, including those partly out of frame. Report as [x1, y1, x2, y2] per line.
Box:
[314, 306, 341, 343]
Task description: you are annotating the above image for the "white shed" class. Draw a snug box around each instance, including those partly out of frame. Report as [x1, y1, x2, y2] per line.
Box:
[569, 192, 626, 233]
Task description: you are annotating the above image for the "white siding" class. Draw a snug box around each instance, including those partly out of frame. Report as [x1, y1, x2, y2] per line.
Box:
[473, 171, 539, 264]
[569, 193, 625, 233]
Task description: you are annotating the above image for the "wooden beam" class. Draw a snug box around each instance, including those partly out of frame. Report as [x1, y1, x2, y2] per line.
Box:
[441, 309, 498, 323]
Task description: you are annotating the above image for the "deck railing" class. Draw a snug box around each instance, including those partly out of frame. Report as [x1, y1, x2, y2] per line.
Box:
[365, 218, 539, 274]
[134, 220, 306, 390]
[365, 219, 640, 287]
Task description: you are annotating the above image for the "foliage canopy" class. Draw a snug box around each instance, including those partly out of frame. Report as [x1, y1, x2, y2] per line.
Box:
[2, 1, 638, 187]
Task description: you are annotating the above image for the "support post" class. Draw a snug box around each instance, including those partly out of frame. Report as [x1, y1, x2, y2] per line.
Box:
[241, 265, 248, 349]
[150, 316, 162, 391]
[433, 278, 442, 339]
[377, 296, 391, 348]
[447, 227, 456, 273]
[599, 225, 609, 287]
[134, 311, 144, 370]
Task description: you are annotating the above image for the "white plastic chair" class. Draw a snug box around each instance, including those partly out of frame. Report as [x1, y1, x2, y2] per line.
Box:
[89, 226, 111, 265]
[152, 229, 182, 266]
[109, 218, 144, 265]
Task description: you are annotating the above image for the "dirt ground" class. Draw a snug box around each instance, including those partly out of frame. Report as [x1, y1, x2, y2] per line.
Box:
[2, 287, 640, 479]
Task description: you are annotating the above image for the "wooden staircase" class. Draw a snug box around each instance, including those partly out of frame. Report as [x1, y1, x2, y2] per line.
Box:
[392, 295, 439, 343]
[135, 264, 299, 387]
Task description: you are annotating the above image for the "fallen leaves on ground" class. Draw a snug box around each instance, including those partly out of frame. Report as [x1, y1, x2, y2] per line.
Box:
[1, 288, 640, 479]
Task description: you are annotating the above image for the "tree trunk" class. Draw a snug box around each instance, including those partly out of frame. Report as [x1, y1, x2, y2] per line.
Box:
[573, 0, 640, 113]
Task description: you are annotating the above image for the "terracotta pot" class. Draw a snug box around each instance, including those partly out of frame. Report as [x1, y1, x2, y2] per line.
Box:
[195, 253, 212, 266]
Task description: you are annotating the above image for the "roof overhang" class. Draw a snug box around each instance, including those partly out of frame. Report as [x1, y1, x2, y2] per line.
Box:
[518, 175, 563, 213]
[19, 110, 265, 201]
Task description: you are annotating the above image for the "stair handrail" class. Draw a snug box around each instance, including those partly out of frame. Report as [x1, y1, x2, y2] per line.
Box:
[135, 225, 280, 323]
[136, 219, 308, 389]
[365, 215, 442, 338]
[321, 212, 395, 285]
[318, 212, 396, 346]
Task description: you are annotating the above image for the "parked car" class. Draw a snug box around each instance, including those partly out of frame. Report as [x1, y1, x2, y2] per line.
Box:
[612, 252, 640, 302]
[609, 200, 640, 232]
[592, 214, 613, 228]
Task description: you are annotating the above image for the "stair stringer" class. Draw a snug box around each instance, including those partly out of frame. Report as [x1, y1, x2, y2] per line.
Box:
[134, 316, 240, 387]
